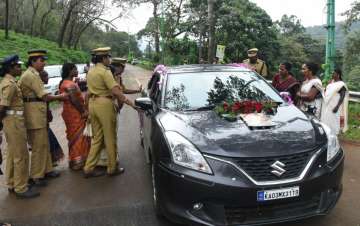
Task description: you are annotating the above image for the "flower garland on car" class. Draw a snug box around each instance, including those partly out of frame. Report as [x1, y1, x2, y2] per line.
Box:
[214, 100, 278, 121]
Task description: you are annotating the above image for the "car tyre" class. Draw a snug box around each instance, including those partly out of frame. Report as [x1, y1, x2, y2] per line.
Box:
[151, 161, 163, 217]
[140, 129, 144, 148]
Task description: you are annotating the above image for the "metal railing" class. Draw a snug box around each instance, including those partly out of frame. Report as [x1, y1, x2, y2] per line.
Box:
[350, 91, 360, 103]
[265, 80, 360, 103]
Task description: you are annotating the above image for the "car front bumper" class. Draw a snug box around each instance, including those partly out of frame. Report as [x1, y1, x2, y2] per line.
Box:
[157, 149, 344, 226]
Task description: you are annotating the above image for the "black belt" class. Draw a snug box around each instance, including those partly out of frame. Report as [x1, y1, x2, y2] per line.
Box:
[23, 97, 44, 102]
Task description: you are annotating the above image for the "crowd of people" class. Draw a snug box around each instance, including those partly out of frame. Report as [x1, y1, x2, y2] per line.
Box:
[0, 47, 142, 202]
[0, 46, 349, 205]
[243, 48, 349, 135]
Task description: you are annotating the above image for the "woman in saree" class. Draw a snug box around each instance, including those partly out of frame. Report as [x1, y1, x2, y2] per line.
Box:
[321, 69, 349, 135]
[297, 62, 324, 118]
[59, 63, 90, 170]
[39, 70, 64, 166]
[272, 62, 300, 105]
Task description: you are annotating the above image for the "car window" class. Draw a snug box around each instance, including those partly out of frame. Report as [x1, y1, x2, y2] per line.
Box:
[76, 64, 86, 74]
[148, 72, 161, 101]
[45, 66, 62, 78]
[164, 71, 283, 111]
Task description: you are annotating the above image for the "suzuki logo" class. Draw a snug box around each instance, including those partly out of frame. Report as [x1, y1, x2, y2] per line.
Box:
[270, 161, 286, 177]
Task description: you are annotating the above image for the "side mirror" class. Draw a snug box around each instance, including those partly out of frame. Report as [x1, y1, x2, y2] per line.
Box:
[135, 97, 153, 110]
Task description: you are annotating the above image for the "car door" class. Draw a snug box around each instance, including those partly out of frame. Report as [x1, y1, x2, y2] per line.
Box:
[141, 73, 162, 162]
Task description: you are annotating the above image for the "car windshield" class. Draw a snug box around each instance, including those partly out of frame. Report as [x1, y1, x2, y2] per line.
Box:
[45, 66, 62, 78]
[164, 71, 283, 111]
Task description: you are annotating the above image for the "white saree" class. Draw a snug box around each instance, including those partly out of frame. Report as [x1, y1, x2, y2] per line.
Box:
[300, 78, 324, 118]
[321, 81, 349, 135]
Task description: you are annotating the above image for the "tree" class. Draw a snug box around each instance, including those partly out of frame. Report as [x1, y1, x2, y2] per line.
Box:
[57, 0, 83, 47]
[30, 0, 42, 36]
[216, 0, 279, 66]
[274, 14, 325, 78]
[343, 30, 360, 91]
[342, 1, 360, 91]
[39, 0, 56, 37]
[342, 0, 360, 32]
[5, 0, 9, 39]
[275, 14, 305, 36]
[112, 0, 161, 57]
[207, 0, 216, 63]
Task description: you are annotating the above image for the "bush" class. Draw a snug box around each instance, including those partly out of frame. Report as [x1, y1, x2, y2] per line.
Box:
[0, 30, 89, 65]
[346, 66, 360, 92]
[342, 102, 360, 141]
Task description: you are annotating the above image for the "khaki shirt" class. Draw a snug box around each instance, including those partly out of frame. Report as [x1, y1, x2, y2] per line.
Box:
[18, 67, 49, 129]
[243, 58, 268, 77]
[87, 63, 119, 96]
[0, 74, 24, 111]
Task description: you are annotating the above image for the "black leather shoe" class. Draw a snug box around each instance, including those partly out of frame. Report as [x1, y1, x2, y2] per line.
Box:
[15, 188, 40, 199]
[84, 170, 105, 178]
[29, 178, 47, 187]
[107, 167, 125, 177]
[45, 171, 61, 179]
[8, 188, 15, 194]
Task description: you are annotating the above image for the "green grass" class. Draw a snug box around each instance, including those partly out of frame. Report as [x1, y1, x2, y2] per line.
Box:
[341, 102, 360, 141]
[138, 60, 155, 71]
[0, 30, 89, 65]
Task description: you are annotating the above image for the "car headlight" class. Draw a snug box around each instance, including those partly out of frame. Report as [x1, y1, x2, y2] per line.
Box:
[320, 123, 340, 162]
[165, 131, 212, 174]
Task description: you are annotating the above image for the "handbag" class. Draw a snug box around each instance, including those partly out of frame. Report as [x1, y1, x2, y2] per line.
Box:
[83, 120, 92, 137]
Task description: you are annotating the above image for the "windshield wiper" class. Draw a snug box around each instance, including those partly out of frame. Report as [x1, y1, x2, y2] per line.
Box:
[185, 105, 215, 111]
[244, 78, 259, 87]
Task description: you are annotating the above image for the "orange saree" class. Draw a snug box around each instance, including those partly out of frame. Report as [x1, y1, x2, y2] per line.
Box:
[60, 80, 90, 170]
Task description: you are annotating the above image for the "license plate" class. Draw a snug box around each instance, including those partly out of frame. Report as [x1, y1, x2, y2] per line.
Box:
[257, 186, 299, 202]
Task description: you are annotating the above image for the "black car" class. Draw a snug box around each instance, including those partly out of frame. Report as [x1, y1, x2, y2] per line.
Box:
[135, 65, 344, 226]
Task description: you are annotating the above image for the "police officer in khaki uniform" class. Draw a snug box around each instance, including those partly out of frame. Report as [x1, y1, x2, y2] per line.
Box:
[95, 58, 143, 168]
[243, 48, 268, 77]
[19, 50, 68, 187]
[84, 47, 139, 177]
[0, 55, 39, 198]
[111, 58, 142, 94]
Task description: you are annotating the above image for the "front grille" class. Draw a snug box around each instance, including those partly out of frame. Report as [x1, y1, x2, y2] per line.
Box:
[233, 151, 314, 181]
[225, 195, 321, 225]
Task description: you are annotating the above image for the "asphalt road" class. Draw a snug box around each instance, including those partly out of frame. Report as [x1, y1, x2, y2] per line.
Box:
[0, 64, 359, 226]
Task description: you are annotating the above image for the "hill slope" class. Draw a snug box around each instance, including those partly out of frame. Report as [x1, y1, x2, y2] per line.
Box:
[0, 30, 89, 65]
[306, 21, 360, 50]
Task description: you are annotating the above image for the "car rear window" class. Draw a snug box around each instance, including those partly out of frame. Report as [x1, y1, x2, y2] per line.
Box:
[164, 71, 283, 111]
[45, 66, 62, 78]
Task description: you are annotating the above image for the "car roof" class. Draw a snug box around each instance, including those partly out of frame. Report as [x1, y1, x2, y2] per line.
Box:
[166, 64, 252, 74]
[45, 65, 62, 69]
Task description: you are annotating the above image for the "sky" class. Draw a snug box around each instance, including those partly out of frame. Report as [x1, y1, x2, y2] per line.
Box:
[249, 0, 354, 27]
[110, 0, 355, 33]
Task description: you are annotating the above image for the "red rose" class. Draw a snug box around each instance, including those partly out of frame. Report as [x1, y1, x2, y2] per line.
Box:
[232, 101, 241, 112]
[223, 102, 229, 111]
[254, 102, 263, 113]
[232, 105, 239, 112]
[243, 101, 254, 113]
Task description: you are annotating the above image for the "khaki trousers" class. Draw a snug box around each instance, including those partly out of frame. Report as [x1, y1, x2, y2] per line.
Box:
[28, 127, 53, 179]
[84, 97, 117, 174]
[4, 116, 29, 193]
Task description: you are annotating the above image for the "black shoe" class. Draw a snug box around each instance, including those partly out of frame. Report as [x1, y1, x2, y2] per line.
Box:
[45, 171, 61, 179]
[29, 178, 47, 187]
[8, 188, 15, 194]
[15, 188, 40, 199]
[84, 169, 105, 178]
[107, 167, 125, 177]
